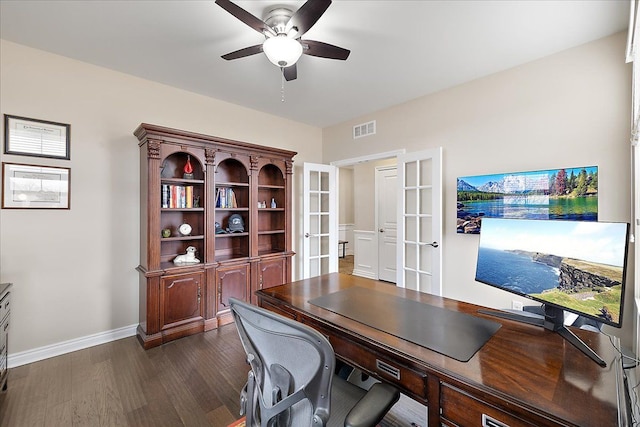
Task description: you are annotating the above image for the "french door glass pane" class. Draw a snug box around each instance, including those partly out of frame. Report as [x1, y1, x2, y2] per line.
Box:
[405, 216, 417, 240]
[321, 236, 330, 253]
[420, 188, 432, 214]
[406, 243, 417, 269]
[310, 215, 319, 235]
[419, 246, 432, 271]
[310, 258, 320, 277]
[419, 272, 432, 292]
[321, 172, 329, 191]
[419, 160, 432, 186]
[405, 189, 417, 214]
[405, 161, 417, 186]
[310, 193, 319, 212]
[321, 214, 329, 234]
[321, 193, 330, 212]
[404, 270, 417, 291]
[310, 171, 319, 191]
[419, 216, 432, 242]
[310, 236, 320, 256]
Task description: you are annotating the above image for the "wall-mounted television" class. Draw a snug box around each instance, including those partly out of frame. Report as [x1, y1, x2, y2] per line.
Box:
[475, 218, 630, 366]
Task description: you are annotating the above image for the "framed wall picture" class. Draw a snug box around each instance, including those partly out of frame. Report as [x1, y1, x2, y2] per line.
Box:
[4, 115, 70, 160]
[2, 162, 70, 209]
[457, 166, 598, 234]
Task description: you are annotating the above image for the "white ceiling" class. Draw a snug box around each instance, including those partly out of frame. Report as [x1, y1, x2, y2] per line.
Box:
[0, 0, 630, 128]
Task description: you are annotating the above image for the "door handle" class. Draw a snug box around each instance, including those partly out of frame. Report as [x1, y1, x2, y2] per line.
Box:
[379, 228, 384, 233]
[419, 241, 439, 248]
[305, 233, 319, 238]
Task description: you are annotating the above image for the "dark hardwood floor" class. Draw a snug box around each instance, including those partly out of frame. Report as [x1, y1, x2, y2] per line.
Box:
[0, 325, 249, 427]
[0, 318, 425, 427]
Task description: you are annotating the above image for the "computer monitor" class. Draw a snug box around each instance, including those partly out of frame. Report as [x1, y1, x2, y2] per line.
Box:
[475, 218, 630, 366]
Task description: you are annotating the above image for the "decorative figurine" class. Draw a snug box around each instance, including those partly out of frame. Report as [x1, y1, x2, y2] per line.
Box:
[183, 155, 194, 179]
[173, 246, 200, 265]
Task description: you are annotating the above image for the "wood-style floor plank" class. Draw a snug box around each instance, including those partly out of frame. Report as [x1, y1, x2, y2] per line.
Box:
[0, 324, 249, 427]
[0, 321, 421, 427]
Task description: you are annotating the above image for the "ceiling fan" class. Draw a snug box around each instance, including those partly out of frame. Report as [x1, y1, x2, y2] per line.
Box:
[215, 0, 350, 81]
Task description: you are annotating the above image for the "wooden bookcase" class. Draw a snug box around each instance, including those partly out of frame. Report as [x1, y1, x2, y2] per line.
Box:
[134, 124, 296, 349]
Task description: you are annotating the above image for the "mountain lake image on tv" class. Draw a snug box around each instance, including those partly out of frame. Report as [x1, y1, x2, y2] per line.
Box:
[475, 218, 629, 327]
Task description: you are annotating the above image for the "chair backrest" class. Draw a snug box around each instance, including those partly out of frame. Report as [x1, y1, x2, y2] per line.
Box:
[229, 298, 335, 427]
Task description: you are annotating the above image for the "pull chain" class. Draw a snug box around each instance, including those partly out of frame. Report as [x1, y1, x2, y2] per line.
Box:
[280, 68, 285, 102]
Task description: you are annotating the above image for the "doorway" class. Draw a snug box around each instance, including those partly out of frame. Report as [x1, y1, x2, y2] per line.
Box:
[333, 151, 402, 281]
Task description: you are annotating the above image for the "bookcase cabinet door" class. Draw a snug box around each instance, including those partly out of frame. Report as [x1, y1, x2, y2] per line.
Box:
[215, 263, 250, 316]
[258, 258, 287, 290]
[160, 272, 204, 330]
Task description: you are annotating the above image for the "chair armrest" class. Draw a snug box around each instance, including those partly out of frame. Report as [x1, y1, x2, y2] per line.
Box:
[344, 382, 400, 427]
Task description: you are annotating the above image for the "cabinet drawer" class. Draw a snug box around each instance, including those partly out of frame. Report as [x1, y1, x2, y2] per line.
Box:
[0, 292, 9, 323]
[440, 383, 537, 427]
[0, 319, 7, 358]
[303, 319, 427, 399]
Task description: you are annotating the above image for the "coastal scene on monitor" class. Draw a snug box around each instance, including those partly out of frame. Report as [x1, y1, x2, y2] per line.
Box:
[475, 219, 626, 324]
[457, 166, 598, 234]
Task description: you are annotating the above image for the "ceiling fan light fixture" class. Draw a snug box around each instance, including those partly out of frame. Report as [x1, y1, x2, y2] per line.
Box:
[263, 35, 303, 68]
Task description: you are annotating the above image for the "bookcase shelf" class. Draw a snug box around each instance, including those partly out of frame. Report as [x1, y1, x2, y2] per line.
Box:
[135, 123, 296, 349]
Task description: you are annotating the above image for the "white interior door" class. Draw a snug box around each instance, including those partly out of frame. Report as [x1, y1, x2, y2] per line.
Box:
[303, 163, 338, 278]
[376, 166, 397, 282]
[397, 148, 443, 295]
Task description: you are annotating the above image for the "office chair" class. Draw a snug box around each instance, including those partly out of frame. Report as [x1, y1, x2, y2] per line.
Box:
[229, 298, 400, 427]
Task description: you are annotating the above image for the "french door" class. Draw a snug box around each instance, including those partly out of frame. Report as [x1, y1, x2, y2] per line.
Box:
[396, 148, 443, 295]
[302, 163, 338, 278]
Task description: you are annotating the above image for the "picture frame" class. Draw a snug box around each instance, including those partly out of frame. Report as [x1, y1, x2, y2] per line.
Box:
[2, 162, 70, 209]
[457, 165, 598, 234]
[4, 115, 70, 160]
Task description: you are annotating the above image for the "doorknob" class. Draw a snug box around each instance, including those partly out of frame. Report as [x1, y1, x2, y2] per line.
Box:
[379, 228, 384, 233]
[428, 241, 439, 248]
[305, 232, 310, 238]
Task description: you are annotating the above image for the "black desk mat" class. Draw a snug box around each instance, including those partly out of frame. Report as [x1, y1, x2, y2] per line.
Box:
[309, 286, 501, 362]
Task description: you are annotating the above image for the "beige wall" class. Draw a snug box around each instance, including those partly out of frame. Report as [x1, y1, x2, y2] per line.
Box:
[324, 32, 635, 346]
[338, 167, 354, 225]
[0, 40, 322, 355]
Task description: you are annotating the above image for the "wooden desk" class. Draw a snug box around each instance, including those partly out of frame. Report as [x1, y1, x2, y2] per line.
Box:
[256, 273, 628, 427]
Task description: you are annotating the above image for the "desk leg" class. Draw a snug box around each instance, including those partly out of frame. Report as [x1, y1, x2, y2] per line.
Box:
[427, 376, 440, 427]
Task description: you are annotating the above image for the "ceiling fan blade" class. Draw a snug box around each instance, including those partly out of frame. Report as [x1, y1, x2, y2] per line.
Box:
[302, 40, 350, 60]
[285, 0, 331, 37]
[215, 0, 275, 37]
[283, 64, 297, 81]
[221, 44, 263, 60]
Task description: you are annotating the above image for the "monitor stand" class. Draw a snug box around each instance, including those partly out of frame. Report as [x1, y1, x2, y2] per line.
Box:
[478, 305, 607, 367]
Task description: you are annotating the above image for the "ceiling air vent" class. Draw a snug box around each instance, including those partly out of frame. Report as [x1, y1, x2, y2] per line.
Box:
[353, 120, 376, 139]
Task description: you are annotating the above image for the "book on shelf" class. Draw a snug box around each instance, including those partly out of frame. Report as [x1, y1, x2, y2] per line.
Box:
[216, 187, 238, 209]
[186, 186, 193, 208]
[162, 184, 170, 209]
[162, 184, 196, 209]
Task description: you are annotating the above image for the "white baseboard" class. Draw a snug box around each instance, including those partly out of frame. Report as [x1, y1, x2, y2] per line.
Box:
[352, 269, 377, 280]
[8, 324, 138, 368]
